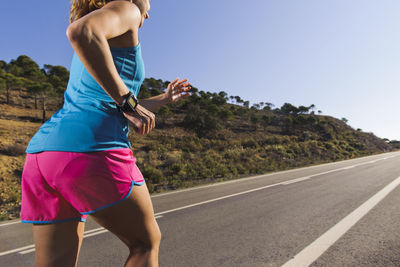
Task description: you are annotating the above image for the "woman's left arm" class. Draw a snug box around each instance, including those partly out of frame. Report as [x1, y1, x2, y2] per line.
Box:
[139, 78, 191, 112]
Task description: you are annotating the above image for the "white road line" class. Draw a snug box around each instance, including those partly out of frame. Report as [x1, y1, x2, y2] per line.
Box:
[151, 153, 398, 198]
[83, 229, 108, 238]
[0, 245, 34, 256]
[154, 183, 283, 216]
[15, 217, 165, 255]
[152, 162, 376, 216]
[282, 175, 400, 267]
[342, 166, 355, 170]
[84, 227, 104, 234]
[19, 248, 35, 255]
[155, 163, 366, 216]
[17, 228, 110, 255]
[0, 220, 21, 227]
[280, 162, 371, 186]
[282, 176, 311, 185]
[1, 154, 398, 257]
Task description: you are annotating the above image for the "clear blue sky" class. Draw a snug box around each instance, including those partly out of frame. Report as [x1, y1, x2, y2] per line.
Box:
[1, 0, 399, 140]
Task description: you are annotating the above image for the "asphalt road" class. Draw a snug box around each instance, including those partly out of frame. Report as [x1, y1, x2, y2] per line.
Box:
[1, 151, 400, 266]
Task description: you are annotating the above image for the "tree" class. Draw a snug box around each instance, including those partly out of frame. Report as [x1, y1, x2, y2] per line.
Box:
[138, 84, 152, 99]
[199, 90, 211, 101]
[251, 103, 261, 110]
[27, 82, 41, 109]
[157, 105, 171, 127]
[0, 78, 5, 99]
[250, 113, 261, 131]
[280, 103, 299, 115]
[234, 96, 243, 105]
[211, 92, 227, 105]
[0, 69, 5, 91]
[218, 91, 228, 101]
[263, 102, 275, 111]
[42, 64, 70, 107]
[27, 82, 55, 121]
[341, 117, 348, 124]
[43, 65, 69, 90]
[262, 114, 271, 131]
[182, 104, 221, 137]
[189, 86, 199, 95]
[298, 105, 310, 114]
[8, 55, 45, 82]
[1, 73, 26, 104]
[206, 103, 219, 115]
[0, 60, 7, 70]
[41, 82, 55, 122]
[218, 109, 233, 121]
[283, 116, 295, 134]
[6, 64, 23, 77]
[144, 77, 164, 91]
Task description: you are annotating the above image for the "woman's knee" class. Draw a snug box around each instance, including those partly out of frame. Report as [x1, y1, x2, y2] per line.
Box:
[128, 224, 161, 253]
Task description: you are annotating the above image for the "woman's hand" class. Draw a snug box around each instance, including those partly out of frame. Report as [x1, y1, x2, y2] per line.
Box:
[164, 78, 191, 104]
[137, 78, 191, 113]
[122, 104, 155, 135]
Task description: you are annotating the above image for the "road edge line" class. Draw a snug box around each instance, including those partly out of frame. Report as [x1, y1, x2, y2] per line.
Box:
[282, 175, 400, 267]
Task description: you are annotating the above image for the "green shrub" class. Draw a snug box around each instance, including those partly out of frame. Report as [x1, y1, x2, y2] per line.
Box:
[242, 138, 258, 148]
[171, 162, 184, 173]
[182, 104, 221, 137]
[142, 166, 165, 184]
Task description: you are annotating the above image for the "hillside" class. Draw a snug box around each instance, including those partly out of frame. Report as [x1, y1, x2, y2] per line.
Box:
[0, 56, 398, 221]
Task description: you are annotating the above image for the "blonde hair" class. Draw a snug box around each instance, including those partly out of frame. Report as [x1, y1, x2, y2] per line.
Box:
[69, 0, 146, 23]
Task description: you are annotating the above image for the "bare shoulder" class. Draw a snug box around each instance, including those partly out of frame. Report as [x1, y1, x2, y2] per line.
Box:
[103, 0, 141, 20]
[68, 0, 141, 41]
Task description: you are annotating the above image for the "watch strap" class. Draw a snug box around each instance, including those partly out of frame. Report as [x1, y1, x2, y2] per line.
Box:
[117, 92, 138, 113]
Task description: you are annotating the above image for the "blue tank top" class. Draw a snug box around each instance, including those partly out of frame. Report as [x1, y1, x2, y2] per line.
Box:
[26, 44, 145, 153]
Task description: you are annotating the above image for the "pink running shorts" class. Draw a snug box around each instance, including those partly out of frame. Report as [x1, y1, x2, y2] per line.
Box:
[20, 148, 145, 224]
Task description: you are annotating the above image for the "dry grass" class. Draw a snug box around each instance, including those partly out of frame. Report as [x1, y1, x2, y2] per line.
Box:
[0, 116, 42, 220]
[0, 155, 25, 220]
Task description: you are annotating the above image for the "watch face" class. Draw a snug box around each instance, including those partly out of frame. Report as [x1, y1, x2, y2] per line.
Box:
[127, 96, 138, 109]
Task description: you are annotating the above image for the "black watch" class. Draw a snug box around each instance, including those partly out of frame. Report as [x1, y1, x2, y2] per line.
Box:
[117, 92, 138, 113]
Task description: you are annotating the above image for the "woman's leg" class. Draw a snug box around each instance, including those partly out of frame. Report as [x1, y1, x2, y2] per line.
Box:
[89, 183, 161, 267]
[32, 221, 85, 267]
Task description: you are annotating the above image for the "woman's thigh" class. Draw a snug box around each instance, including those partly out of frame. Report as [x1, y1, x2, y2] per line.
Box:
[89, 183, 161, 249]
[33, 221, 85, 267]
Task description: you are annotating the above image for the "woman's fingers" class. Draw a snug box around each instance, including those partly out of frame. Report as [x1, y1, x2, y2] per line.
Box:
[141, 107, 154, 134]
[138, 124, 144, 135]
[123, 112, 143, 134]
[151, 112, 155, 130]
[123, 104, 156, 135]
[182, 82, 191, 88]
[169, 78, 180, 89]
[165, 78, 191, 103]
[176, 79, 187, 87]
[169, 78, 187, 91]
[147, 114, 152, 134]
[144, 112, 151, 134]
[172, 81, 190, 94]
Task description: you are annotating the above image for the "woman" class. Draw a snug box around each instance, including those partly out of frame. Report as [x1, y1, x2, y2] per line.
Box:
[20, 0, 190, 266]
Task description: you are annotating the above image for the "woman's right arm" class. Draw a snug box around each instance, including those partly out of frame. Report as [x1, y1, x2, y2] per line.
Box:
[66, 1, 155, 134]
[66, 1, 138, 105]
